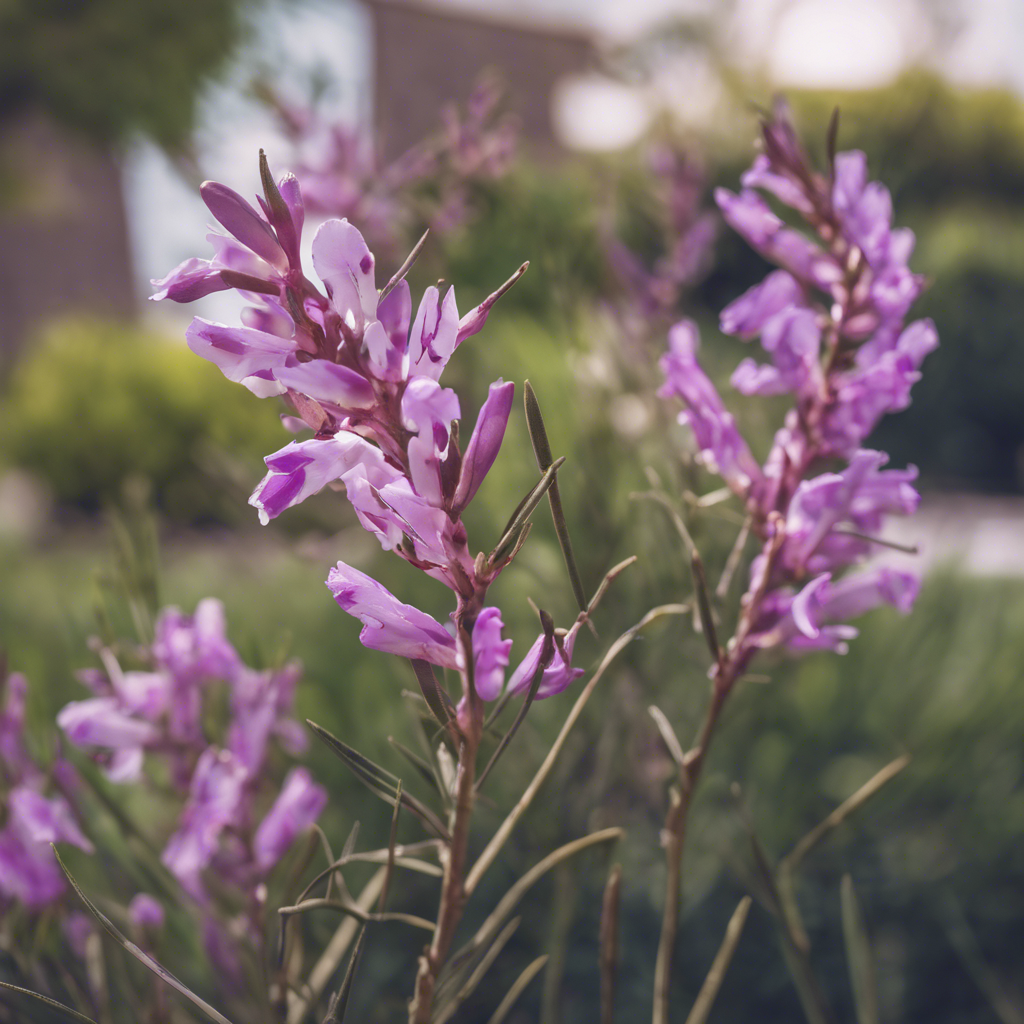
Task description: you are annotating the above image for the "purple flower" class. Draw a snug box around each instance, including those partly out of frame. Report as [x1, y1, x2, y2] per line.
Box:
[342, 469, 475, 589]
[409, 286, 461, 380]
[227, 663, 303, 775]
[720, 270, 805, 338]
[161, 748, 249, 899]
[506, 619, 584, 700]
[714, 189, 841, 290]
[185, 319, 297, 398]
[824, 320, 938, 455]
[764, 567, 920, 652]
[741, 154, 815, 216]
[129, 893, 166, 931]
[0, 671, 30, 779]
[469, 608, 513, 701]
[665, 105, 934, 678]
[274, 360, 376, 411]
[731, 307, 823, 398]
[311, 218, 379, 336]
[57, 697, 158, 771]
[326, 562, 460, 669]
[201, 180, 288, 271]
[252, 767, 327, 874]
[401, 376, 461, 504]
[453, 380, 515, 513]
[249, 433, 392, 524]
[0, 787, 93, 909]
[658, 320, 764, 498]
[153, 599, 240, 686]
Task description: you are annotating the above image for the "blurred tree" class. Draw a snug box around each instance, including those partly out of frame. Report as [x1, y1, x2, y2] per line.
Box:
[0, 0, 253, 148]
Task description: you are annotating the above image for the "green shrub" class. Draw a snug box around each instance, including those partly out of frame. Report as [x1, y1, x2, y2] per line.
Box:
[0, 318, 287, 521]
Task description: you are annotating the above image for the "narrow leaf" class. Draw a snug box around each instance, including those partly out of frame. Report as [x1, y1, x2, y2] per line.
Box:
[783, 755, 910, 873]
[599, 865, 622, 1024]
[285, 869, 386, 1024]
[648, 706, 685, 767]
[472, 829, 623, 953]
[434, 918, 521, 1024]
[486, 956, 549, 1024]
[683, 897, 752, 1024]
[489, 457, 566, 565]
[826, 107, 841, 178]
[53, 848, 237, 1024]
[524, 381, 586, 612]
[259, 148, 290, 226]
[308, 721, 451, 842]
[322, 925, 367, 1024]
[465, 605, 686, 897]
[690, 550, 720, 663]
[840, 875, 879, 1024]
[410, 659, 458, 735]
[380, 228, 429, 302]
[0, 981, 99, 1024]
[388, 735, 441, 793]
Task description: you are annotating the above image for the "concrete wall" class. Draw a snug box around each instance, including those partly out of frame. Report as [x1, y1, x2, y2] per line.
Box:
[368, 0, 596, 160]
[0, 111, 135, 367]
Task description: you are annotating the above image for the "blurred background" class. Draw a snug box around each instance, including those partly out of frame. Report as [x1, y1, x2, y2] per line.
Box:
[2, 0, 1023, 1021]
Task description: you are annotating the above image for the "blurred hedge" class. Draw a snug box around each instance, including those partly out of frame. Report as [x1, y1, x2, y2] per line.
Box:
[0, 319, 286, 521]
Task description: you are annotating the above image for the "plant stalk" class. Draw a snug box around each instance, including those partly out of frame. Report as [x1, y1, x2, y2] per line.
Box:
[652, 668, 733, 1024]
[408, 730, 479, 1023]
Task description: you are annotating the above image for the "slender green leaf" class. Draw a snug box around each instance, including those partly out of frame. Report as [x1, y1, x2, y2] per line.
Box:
[379, 228, 429, 302]
[826, 106, 841, 178]
[841, 876, 879, 1024]
[683, 897, 752, 1024]
[489, 457, 566, 565]
[322, 925, 367, 1024]
[410, 659, 458, 734]
[53, 848, 238, 1024]
[783, 755, 910, 873]
[472, 829, 623, 953]
[599, 865, 622, 1024]
[524, 381, 586, 612]
[690, 550, 720, 663]
[434, 918, 521, 1024]
[259, 148, 290, 227]
[648, 705, 685, 767]
[388, 735, 441, 793]
[0, 981, 99, 1024]
[485, 956, 549, 1024]
[307, 721, 451, 842]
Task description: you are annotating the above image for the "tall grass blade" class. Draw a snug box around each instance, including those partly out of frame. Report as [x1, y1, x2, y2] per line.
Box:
[53, 847, 237, 1024]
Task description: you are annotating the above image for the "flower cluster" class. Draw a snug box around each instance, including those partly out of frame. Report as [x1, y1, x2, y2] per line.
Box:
[154, 157, 582, 728]
[0, 671, 92, 910]
[58, 599, 324, 957]
[660, 103, 935, 664]
[263, 75, 517, 254]
[605, 144, 717, 324]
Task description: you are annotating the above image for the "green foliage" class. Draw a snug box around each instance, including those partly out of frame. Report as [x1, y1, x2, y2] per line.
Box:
[0, 318, 286, 520]
[0, 0, 251, 147]
[436, 165, 607, 324]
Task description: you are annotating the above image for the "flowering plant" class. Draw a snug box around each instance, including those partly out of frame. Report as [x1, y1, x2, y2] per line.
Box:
[0, 99, 940, 1024]
[648, 100, 934, 1023]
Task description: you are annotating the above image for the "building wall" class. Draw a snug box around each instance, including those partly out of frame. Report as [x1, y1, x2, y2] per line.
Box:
[368, 0, 596, 160]
[0, 111, 135, 367]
